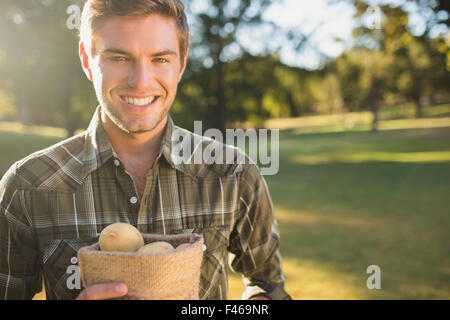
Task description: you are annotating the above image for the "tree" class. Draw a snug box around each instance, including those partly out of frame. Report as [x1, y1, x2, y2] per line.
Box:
[185, 0, 273, 132]
[352, 1, 449, 121]
[0, 0, 94, 136]
[329, 47, 394, 131]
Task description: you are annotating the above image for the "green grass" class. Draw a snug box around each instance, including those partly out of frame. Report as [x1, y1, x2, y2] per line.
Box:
[229, 104, 450, 300]
[260, 127, 450, 299]
[0, 130, 65, 175]
[1, 104, 450, 300]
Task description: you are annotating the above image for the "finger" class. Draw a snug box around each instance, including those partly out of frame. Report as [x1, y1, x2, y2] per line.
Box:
[76, 283, 128, 300]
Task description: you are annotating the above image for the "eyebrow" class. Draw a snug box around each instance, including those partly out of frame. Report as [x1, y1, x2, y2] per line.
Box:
[100, 48, 178, 57]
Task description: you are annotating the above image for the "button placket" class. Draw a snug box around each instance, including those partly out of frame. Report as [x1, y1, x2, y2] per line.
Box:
[136, 162, 160, 231]
[113, 161, 140, 225]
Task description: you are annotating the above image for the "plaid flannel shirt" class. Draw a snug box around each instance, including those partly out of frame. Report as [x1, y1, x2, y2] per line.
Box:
[0, 107, 290, 300]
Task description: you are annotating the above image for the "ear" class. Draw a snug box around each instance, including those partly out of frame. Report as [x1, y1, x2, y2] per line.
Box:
[79, 41, 93, 82]
[178, 48, 189, 83]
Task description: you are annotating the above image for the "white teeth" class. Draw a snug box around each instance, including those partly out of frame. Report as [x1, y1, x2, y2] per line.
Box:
[123, 96, 156, 106]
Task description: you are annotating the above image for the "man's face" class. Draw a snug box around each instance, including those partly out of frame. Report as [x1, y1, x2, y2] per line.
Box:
[82, 15, 187, 134]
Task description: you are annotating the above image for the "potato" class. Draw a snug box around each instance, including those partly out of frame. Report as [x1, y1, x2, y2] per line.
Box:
[176, 243, 192, 251]
[137, 241, 175, 255]
[99, 223, 144, 252]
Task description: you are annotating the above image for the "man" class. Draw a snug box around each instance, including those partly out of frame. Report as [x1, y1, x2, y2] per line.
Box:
[0, 0, 290, 300]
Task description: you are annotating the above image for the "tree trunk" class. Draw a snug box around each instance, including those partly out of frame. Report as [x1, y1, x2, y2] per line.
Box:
[19, 91, 31, 131]
[368, 81, 379, 133]
[19, 102, 31, 132]
[371, 104, 379, 132]
[214, 60, 227, 133]
[287, 91, 299, 117]
[414, 98, 423, 118]
[66, 125, 77, 138]
[411, 82, 423, 118]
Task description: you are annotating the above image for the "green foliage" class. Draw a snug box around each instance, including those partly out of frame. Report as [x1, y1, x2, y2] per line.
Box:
[0, 0, 448, 134]
[330, 0, 449, 126]
[0, 0, 90, 134]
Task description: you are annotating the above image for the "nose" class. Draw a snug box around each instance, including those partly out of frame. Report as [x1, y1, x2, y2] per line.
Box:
[128, 58, 153, 91]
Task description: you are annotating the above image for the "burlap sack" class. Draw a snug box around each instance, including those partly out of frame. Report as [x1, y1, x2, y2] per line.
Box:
[77, 232, 204, 300]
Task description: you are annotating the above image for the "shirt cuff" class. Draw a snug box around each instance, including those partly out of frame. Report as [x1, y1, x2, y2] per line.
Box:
[241, 284, 292, 300]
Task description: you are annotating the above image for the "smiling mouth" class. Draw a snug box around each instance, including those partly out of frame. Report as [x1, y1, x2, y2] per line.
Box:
[120, 95, 160, 107]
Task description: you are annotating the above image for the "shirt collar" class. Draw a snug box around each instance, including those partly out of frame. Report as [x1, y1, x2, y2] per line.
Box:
[81, 106, 180, 180]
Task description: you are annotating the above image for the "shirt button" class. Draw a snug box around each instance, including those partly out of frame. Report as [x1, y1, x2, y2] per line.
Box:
[130, 196, 138, 204]
[114, 159, 120, 167]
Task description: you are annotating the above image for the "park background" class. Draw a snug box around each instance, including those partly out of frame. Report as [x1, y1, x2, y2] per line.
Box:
[0, 0, 449, 299]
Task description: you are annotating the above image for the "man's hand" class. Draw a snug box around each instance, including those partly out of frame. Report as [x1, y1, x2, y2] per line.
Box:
[75, 283, 128, 300]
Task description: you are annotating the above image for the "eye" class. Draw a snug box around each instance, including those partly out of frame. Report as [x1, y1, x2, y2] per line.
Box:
[109, 56, 128, 62]
[154, 57, 168, 63]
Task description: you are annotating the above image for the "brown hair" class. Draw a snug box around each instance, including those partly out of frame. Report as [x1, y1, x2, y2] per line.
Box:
[80, 0, 189, 61]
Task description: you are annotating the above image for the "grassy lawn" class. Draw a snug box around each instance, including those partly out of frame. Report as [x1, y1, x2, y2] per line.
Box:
[1, 104, 449, 300]
[230, 104, 450, 299]
[256, 127, 449, 299]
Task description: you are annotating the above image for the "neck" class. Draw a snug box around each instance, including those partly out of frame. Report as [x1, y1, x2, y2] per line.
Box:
[101, 113, 168, 170]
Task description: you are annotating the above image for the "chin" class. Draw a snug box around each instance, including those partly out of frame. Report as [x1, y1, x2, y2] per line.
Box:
[128, 129, 155, 134]
[123, 121, 160, 134]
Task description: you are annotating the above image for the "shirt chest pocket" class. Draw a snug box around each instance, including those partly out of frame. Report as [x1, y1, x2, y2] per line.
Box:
[42, 237, 98, 299]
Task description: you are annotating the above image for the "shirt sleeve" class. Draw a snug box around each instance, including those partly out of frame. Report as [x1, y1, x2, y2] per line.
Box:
[228, 164, 291, 300]
[0, 163, 42, 300]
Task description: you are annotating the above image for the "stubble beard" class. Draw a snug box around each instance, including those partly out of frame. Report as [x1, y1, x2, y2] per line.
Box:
[99, 93, 167, 135]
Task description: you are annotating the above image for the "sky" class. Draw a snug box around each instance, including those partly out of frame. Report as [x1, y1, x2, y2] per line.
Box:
[187, 0, 357, 70]
[4, 0, 356, 70]
[259, 0, 356, 69]
[187, 0, 449, 70]
[9, 0, 444, 71]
